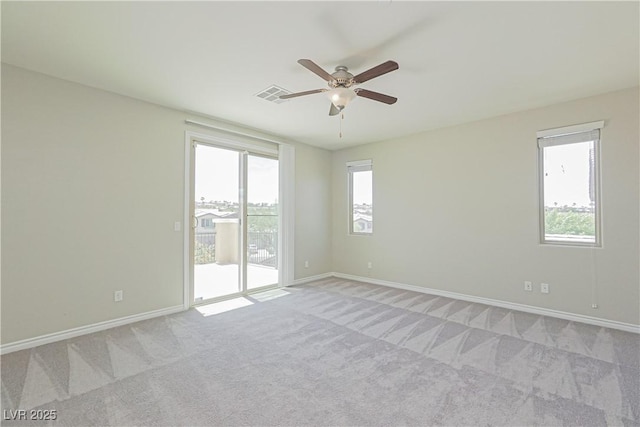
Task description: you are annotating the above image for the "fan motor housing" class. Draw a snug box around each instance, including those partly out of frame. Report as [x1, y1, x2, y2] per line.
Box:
[329, 66, 355, 88]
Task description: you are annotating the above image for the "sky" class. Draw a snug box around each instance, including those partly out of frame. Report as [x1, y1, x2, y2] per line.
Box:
[195, 145, 278, 204]
[543, 141, 593, 208]
[353, 170, 373, 205]
[195, 141, 588, 210]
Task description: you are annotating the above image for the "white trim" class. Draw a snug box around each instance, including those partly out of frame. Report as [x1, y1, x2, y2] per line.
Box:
[186, 130, 277, 157]
[537, 129, 602, 247]
[330, 272, 640, 334]
[0, 305, 185, 355]
[537, 129, 600, 148]
[240, 151, 248, 292]
[183, 135, 192, 310]
[279, 144, 296, 287]
[185, 119, 286, 148]
[348, 160, 373, 236]
[536, 120, 604, 138]
[289, 272, 334, 287]
[346, 159, 373, 168]
[183, 131, 295, 302]
[5, 272, 636, 354]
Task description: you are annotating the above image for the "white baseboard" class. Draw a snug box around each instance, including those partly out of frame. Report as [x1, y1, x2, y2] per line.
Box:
[332, 272, 640, 334]
[0, 305, 185, 355]
[289, 272, 334, 287]
[3, 270, 636, 355]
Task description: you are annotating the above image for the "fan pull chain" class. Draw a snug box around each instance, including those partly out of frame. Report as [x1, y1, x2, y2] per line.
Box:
[339, 113, 344, 138]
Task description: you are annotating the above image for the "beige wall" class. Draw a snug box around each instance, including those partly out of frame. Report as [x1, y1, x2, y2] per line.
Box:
[3, 63, 637, 345]
[294, 142, 333, 277]
[1, 64, 332, 344]
[332, 87, 639, 326]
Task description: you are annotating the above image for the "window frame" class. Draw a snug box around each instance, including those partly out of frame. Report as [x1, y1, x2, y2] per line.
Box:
[347, 159, 373, 236]
[537, 121, 603, 247]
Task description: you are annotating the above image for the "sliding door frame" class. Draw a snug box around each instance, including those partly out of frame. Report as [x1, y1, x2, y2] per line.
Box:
[183, 130, 294, 308]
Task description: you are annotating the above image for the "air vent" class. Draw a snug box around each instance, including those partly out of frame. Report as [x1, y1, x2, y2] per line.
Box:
[255, 85, 291, 104]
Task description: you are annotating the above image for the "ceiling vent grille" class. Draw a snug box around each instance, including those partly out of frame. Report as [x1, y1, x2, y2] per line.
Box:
[255, 85, 291, 104]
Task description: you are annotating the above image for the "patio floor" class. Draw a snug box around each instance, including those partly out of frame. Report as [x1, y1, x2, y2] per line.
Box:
[194, 262, 278, 301]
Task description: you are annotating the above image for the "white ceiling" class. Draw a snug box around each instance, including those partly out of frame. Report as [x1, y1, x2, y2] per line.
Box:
[2, 1, 638, 150]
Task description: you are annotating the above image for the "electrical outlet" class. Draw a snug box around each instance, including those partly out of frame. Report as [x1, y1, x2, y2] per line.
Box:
[304, 260, 309, 268]
[541, 283, 550, 294]
[367, 261, 372, 269]
[174, 221, 181, 232]
[524, 281, 532, 292]
[114, 290, 123, 302]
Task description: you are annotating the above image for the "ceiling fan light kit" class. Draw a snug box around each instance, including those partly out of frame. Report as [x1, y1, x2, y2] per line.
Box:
[327, 87, 357, 111]
[279, 59, 399, 117]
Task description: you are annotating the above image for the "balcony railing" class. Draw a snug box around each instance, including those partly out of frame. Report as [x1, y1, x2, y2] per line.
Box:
[247, 231, 278, 267]
[195, 231, 277, 267]
[195, 232, 216, 264]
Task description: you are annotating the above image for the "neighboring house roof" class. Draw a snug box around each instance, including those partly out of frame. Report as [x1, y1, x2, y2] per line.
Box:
[354, 214, 372, 223]
[195, 209, 238, 219]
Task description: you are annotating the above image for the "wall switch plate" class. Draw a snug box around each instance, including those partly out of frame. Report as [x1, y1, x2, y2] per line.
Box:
[541, 283, 550, 294]
[114, 290, 123, 302]
[174, 221, 181, 232]
[524, 281, 532, 291]
[367, 261, 372, 269]
[304, 260, 309, 268]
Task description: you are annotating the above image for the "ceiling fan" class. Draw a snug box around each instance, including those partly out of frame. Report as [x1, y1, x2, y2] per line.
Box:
[279, 59, 399, 116]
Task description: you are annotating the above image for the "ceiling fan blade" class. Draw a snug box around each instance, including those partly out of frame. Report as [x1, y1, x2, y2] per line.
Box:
[329, 103, 340, 116]
[279, 88, 327, 100]
[298, 59, 336, 83]
[355, 89, 397, 105]
[353, 60, 399, 84]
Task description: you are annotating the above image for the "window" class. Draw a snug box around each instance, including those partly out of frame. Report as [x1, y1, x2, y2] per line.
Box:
[538, 121, 603, 246]
[348, 160, 373, 235]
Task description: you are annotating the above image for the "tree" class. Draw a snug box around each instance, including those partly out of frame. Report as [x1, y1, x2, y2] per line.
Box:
[545, 208, 595, 236]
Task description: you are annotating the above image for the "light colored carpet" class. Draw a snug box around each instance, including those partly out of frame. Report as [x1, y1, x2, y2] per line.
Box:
[1, 278, 639, 426]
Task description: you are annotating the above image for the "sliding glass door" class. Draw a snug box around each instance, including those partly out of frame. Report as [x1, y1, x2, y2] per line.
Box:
[246, 155, 279, 290]
[192, 142, 279, 303]
[193, 145, 241, 302]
